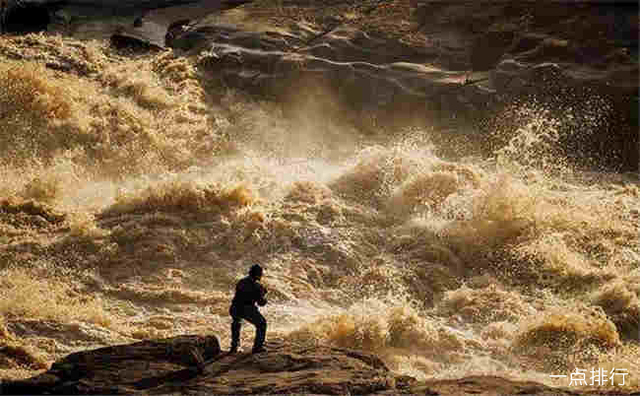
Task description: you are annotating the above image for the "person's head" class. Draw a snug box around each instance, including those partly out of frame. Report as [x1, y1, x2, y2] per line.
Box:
[249, 264, 263, 280]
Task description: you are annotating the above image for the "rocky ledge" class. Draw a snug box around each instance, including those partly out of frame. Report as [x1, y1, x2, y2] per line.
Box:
[2, 335, 637, 395]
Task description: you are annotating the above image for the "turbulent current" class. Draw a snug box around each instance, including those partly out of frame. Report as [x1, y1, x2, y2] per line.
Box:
[0, 32, 638, 390]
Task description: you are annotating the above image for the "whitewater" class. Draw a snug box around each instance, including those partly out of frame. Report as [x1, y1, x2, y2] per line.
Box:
[0, 31, 638, 391]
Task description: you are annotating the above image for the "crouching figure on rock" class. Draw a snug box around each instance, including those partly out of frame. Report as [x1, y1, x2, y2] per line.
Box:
[229, 264, 268, 354]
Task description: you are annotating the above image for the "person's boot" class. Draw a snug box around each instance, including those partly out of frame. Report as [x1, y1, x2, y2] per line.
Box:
[229, 344, 239, 354]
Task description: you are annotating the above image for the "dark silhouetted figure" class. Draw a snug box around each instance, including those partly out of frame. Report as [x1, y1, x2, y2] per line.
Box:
[229, 264, 267, 354]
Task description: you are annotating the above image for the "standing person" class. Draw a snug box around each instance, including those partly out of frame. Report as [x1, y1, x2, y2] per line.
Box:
[229, 264, 268, 354]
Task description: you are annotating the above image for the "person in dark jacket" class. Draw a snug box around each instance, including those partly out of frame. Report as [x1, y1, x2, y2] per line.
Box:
[229, 264, 268, 354]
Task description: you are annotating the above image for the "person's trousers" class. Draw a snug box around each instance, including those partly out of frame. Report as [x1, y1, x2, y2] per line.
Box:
[230, 304, 266, 351]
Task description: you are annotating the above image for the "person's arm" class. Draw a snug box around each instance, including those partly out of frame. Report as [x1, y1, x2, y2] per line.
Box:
[256, 282, 267, 306]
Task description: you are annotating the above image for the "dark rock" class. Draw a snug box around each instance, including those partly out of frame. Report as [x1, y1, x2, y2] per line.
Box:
[0, 0, 51, 34]
[470, 29, 516, 71]
[182, 21, 491, 128]
[3, 335, 637, 395]
[166, 1, 637, 171]
[1, 335, 395, 395]
[2, 335, 220, 394]
[2, 0, 252, 48]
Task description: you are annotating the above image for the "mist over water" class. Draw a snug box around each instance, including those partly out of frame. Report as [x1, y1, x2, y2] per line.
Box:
[0, 34, 638, 388]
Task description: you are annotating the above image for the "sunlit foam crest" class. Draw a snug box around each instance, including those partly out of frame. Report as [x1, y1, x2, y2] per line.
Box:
[218, 150, 343, 194]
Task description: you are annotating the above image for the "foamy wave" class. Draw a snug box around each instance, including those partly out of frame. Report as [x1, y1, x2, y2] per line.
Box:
[438, 284, 536, 325]
[287, 302, 476, 373]
[512, 307, 620, 372]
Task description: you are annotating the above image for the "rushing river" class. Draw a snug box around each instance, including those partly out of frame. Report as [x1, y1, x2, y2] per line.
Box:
[0, 32, 638, 389]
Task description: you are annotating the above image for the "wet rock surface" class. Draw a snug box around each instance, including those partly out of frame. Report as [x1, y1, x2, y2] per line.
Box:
[3, 334, 636, 395]
[2, 0, 251, 45]
[167, 1, 638, 170]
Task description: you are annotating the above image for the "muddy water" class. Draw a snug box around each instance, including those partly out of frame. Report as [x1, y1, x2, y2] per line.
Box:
[0, 33, 638, 389]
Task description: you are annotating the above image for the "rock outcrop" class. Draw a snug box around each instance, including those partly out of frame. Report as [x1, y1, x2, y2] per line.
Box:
[2, 335, 394, 395]
[3, 334, 637, 395]
[1, 0, 251, 44]
[167, 1, 638, 171]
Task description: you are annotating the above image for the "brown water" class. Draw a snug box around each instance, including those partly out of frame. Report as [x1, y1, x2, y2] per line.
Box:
[0, 33, 638, 389]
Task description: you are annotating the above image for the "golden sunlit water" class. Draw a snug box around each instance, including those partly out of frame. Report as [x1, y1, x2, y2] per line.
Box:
[0, 33, 638, 390]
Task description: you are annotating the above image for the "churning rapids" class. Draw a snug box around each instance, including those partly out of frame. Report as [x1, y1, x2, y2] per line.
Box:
[0, 4, 638, 392]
